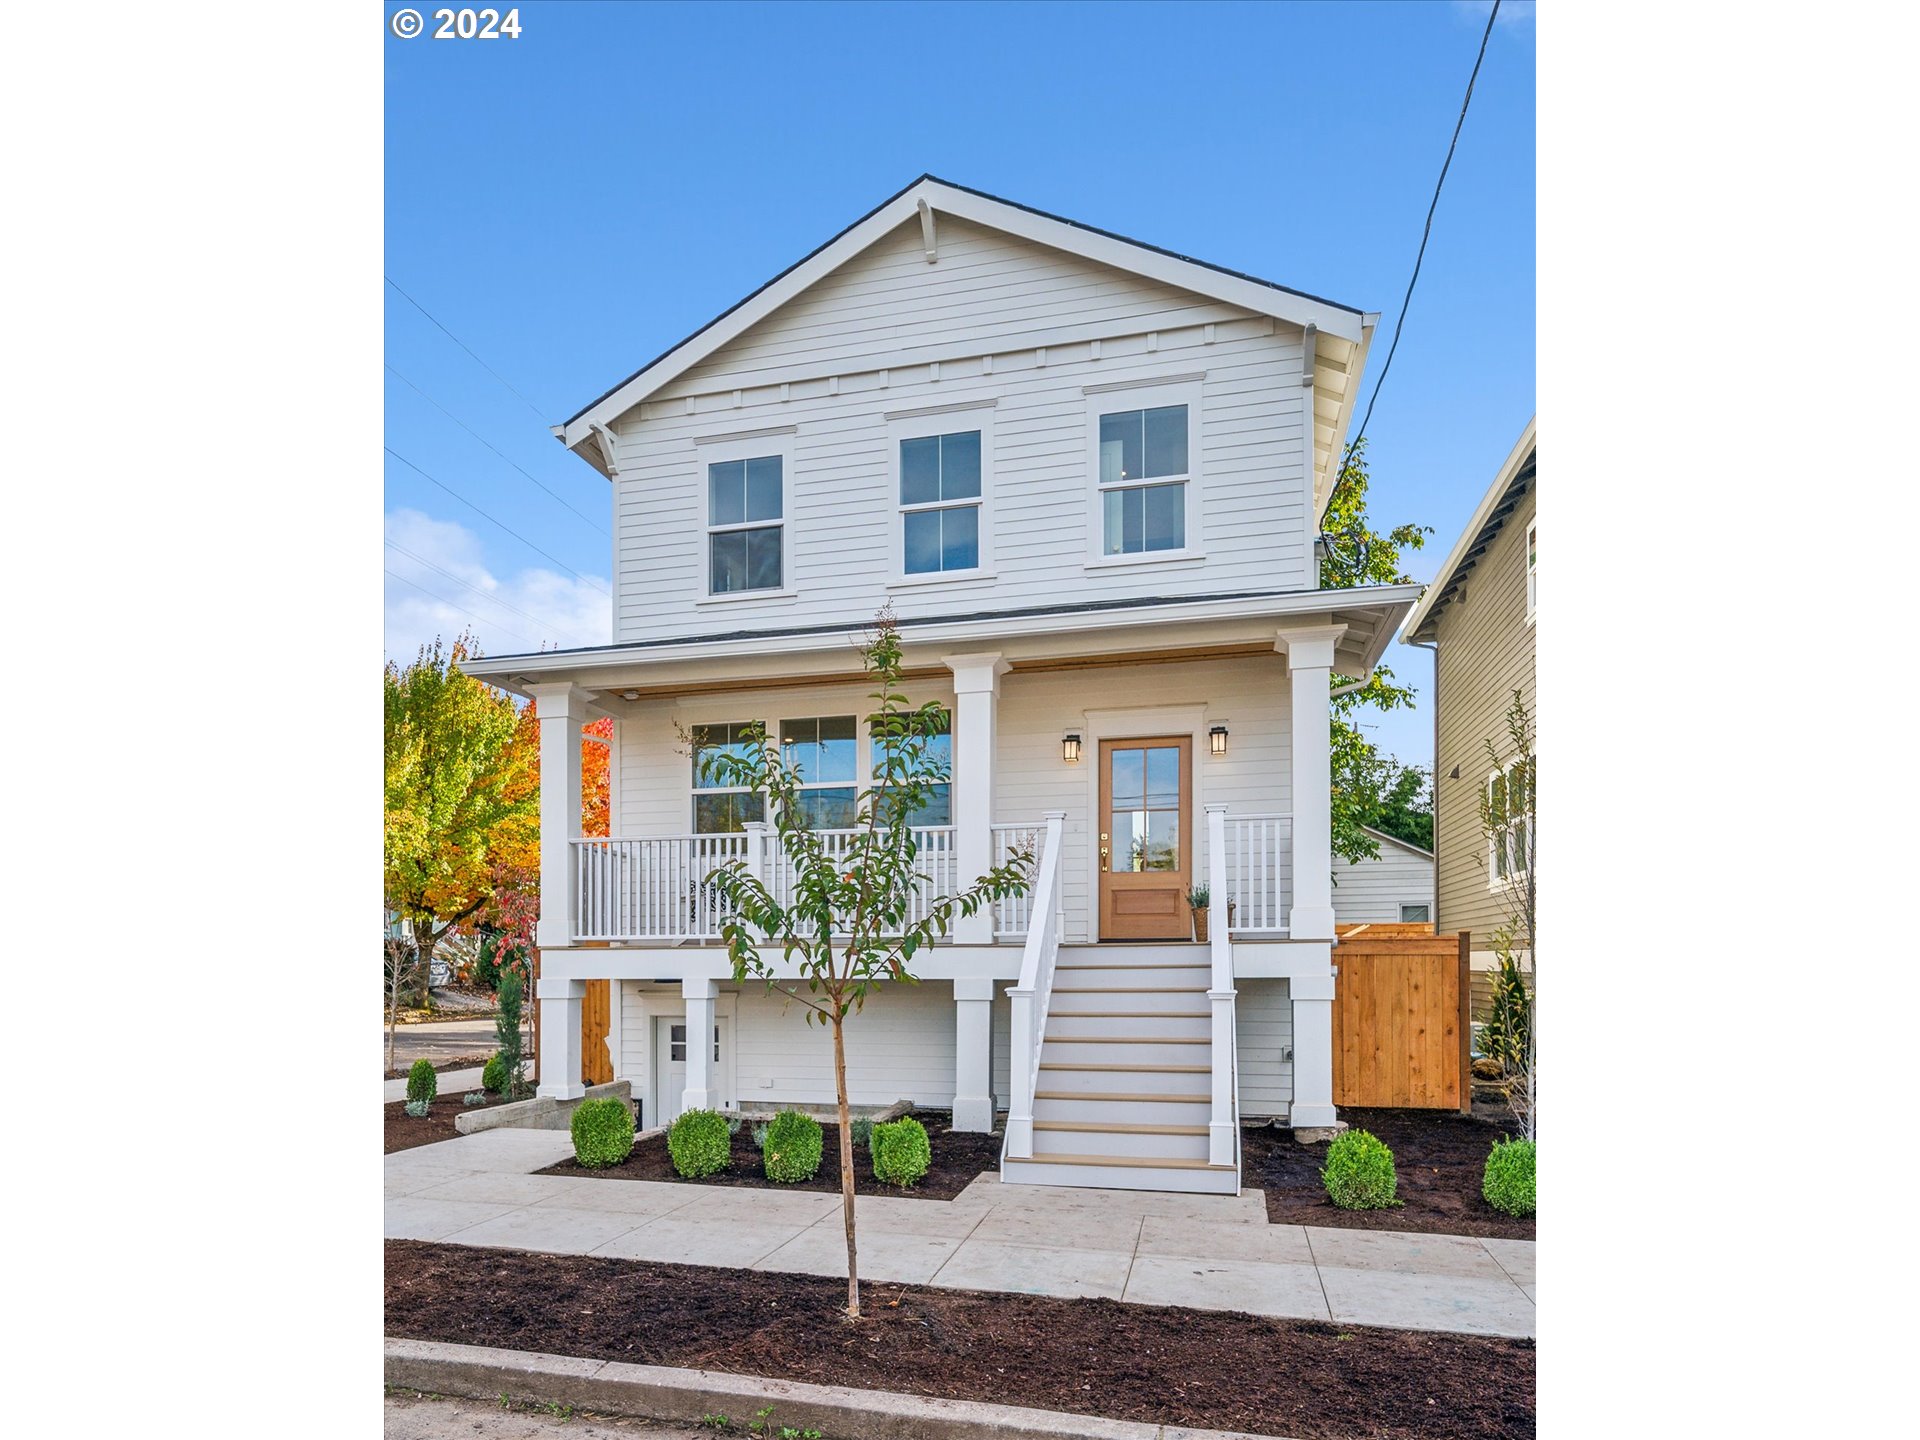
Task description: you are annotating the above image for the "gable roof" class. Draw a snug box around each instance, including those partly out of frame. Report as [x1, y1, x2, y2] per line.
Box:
[1397, 416, 1536, 644]
[1357, 825, 1436, 860]
[558, 174, 1376, 514]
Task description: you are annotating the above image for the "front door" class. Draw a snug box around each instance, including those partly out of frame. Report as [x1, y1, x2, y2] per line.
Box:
[1098, 736, 1193, 940]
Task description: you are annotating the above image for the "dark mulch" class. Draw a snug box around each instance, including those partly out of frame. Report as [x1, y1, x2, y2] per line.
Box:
[385, 1092, 516, 1154]
[1244, 1107, 1534, 1239]
[384, 1055, 492, 1081]
[537, 1110, 999, 1202]
[386, 1241, 1533, 1439]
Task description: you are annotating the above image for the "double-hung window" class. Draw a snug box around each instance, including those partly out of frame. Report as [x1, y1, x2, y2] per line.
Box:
[1093, 388, 1196, 557]
[1525, 519, 1537, 622]
[900, 430, 983, 575]
[872, 708, 951, 825]
[690, 721, 766, 832]
[707, 453, 784, 594]
[1486, 758, 1535, 886]
[780, 716, 859, 828]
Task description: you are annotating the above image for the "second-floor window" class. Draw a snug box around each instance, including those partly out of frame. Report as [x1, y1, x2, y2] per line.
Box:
[1487, 758, 1535, 886]
[900, 430, 983, 575]
[690, 721, 766, 832]
[1098, 403, 1189, 555]
[707, 454, 784, 594]
[780, 715, 858, 828]
[1525, 518, 1537, 622]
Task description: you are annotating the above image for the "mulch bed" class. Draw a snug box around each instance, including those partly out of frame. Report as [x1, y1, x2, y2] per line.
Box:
[385, 1092, 517, 1154]
[384, 1055, 492, 1081]
[1243, 1107, 1534, 1239]
[537, 1110, 999, 1201]
[386, 1241, 1534, 1439]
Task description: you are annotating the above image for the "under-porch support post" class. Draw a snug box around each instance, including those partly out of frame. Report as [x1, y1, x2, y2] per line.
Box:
[536, 975, 586, 1100]
[1289, 970, 1337, 1129]
[944, 652, 1008, 945]
[952, 976, 997, 1132]
[681, 977, 719, 1113]
[1275, 625, 1345, 941]
[528, 681, 591, 950]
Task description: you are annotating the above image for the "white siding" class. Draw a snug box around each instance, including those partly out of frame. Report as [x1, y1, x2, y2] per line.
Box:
[1235, 978, 1293, 1118]
[601, 215, 1316, 644]
[1332, 838, 1436, 925]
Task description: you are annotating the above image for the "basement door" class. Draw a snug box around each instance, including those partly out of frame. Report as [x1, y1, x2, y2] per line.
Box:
[1097, 736, 1193, 940]
[652, 1015, 730, 1129]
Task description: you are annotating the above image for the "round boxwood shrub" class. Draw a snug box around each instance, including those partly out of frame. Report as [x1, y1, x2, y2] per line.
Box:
[406, 1058, 437, 1105]
[481, 1051, 508, 1095]
[762, 1109, 824, 1184]
[570, 1097, 636, 1169]
[1321, 1129, 1400, 1210]
[1482, 1137, 1536, 1216]
[667, 1107, 732, 1178]
[871, 1115, 932, 1188]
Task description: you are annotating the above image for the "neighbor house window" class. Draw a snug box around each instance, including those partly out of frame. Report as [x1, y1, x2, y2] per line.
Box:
[780, 716, 858, 828]
[900, 430, 982, 575]
[1098, 403, 1189, 554]
[1525, 518, 1537, 622]
[1487, 759, 1535, 885]
[873, 708, 952, 826]
[1400, 904, 1431, 924]
[690, 721, 766, 832]
[707, 454, 784, 594]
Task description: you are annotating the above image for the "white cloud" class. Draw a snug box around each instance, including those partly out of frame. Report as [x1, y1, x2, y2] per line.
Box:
[383, 508, 611, 663]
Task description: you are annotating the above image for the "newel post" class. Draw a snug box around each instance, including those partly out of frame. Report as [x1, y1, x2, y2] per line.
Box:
[1204, 803, 1236, 1165]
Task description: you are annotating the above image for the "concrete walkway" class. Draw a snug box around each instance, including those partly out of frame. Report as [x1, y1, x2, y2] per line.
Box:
[385, 1129, 1534, 1338]
[384, 1067, 486, 1103]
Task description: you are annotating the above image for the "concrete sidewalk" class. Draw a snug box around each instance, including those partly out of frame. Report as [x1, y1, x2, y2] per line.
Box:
[385, 1129, 1534, 1338]
[384, 1067, 486, 1103]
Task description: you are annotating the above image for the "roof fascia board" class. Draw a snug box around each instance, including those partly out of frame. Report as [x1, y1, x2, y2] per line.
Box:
[1315, 314, 1378, 524]
[1397, 415, 1538, 644]
[1356, 824, 1436, 859]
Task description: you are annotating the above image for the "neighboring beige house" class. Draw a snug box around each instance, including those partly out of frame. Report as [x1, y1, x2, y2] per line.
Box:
[1332, 826, 1435, 925]
[1396, 418, 1535, 1011]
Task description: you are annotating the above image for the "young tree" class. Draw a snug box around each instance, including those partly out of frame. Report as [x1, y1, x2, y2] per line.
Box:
[698, 612, 1031, 1320]
[1478, 691, 1537, 1138]
[384, 634, 538, 1050]
[1319, 440, 1433, 863]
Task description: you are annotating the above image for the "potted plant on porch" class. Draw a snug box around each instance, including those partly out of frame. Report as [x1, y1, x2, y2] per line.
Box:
[1187, 884, 1210, 943]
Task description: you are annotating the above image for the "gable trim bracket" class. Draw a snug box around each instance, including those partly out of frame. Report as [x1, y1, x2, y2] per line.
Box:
[916, 197, 938, 264]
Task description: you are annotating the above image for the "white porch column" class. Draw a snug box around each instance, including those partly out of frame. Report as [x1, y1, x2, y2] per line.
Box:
[944, 652, 1008, 945]
[1275, 625, 1345, 941]
[681, 977, 719, 1113]
[527, 682, 590, 951]
[536, 975, 586, 1100]
[952, 976, 997, 1132]
[1289, 970, 1338, 1129]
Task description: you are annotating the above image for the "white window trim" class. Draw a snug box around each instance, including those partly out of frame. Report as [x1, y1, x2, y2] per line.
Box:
[887, 405, 995, 584]
[1524, 517, 1537, 625]
[700, 433, 794, 600]
[1083, 377, 1205, 568]
[1485, 761, 1534, 889]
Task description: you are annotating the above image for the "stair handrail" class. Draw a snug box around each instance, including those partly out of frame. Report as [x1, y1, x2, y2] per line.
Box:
[1003, 809, 1066, 1161]
[1205, 804, 1239, 1170]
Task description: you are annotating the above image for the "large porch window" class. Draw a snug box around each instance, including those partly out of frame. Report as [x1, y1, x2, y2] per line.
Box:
[873, 708, 951, 825]
[780, 715, 859, 828]
[690, 721, 766, 832]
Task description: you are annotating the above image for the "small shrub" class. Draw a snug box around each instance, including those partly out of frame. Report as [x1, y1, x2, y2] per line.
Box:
[571, 1097, 636, 1169]
[871, 1115, 932, 1188]
[668, 1108, 732, 1178]
[1321, 1129, 1400, 1209]
[462, 1090, 487, 1107]
[750, 1121, 770, 1149]
[847, 1115, 875, 1149]
[405, 1058, 438, 1105]
[403, 1098, 429, 1119]
[726, 1116, 744, 1137]
[762, 1109, 824, 1184]
[481, 1051, 508, 1094]
[1482, 1137, 1536, 1216]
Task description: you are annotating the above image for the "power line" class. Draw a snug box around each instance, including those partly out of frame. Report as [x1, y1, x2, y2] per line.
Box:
[385, 275, 553, 424]
[384, 567, 541, 651]
[1334, 0, 1501, 491]
[385, 445, 613, 597]
[384, 538, 604, 647]
[386, 361, 609, 536]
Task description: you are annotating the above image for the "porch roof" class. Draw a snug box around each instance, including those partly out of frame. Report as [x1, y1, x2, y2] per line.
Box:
[462, 583, 1421, 706]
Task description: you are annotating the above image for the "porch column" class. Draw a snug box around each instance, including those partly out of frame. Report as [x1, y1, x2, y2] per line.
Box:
[1275, 625, 1345, 941]
[536, 975, 586, 1100]
[1289, 971, 1338, 1129]
[944, 652, 1008, 945]
[952, 976, 997, 1132]
[682, 977, 719, 1113]
[527, 681, 590, 951]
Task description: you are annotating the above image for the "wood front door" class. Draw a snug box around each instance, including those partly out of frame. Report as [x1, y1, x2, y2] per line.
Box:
[1098, 736, 1193, 940]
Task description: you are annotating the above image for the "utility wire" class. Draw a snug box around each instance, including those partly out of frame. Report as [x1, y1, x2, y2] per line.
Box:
[384, 567, 541, 651]
[384, 538, 604, 647]
[1333, 0, 1501, 494]
[385, 275, 553, 424]
[385, 445, 613, 597]
[386, 362, 609, 536]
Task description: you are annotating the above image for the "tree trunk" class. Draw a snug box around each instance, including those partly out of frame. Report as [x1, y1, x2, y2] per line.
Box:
[832, 1013, 859, 1319]
[386, 942, 403, 1073]
[409, 917, 439, 1012]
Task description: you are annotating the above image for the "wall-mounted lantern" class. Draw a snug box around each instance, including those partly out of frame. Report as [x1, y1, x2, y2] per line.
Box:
[1209, 724, 1230, 758]
[1062, 731, 1083, 764]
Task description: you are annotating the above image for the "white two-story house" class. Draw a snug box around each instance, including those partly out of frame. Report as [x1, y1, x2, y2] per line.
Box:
[465, 176, 1420, 1194]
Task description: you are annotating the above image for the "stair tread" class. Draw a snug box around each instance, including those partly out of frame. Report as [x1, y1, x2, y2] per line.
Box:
[1038, 1061, 1210, 1073]
[1033, 1120, 1208, 1135]
[1055, 962, 1210, 970]
[1046, 1035, 1210, 1045]
[1012, 1152, 1234, 1172]
[1050, 986, 1208, 994]
[1048, 1010, 1211, 1019]
[1034, 1090, 1210, 1103]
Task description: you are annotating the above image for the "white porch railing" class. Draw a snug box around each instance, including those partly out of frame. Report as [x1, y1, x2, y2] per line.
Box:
[1204, 805, 1241, 1168]
[1002, 810, 1066, 1161]
[990, 822, 1044, 938]
[1220, 812, 1292, 935]
[765, 825, 957, 931]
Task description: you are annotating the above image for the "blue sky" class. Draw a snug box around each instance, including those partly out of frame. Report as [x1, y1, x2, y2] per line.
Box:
[384, 0, 1535, 771]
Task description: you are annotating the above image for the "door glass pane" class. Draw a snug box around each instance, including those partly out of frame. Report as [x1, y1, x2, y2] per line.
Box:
[1144, 746, 1180, 807]
[669, 1024, 686, 1062]
[1110, 748, 1144, 808]
[744, 455, 783, 521]
[1112, 809, 1144, 872]
[1143, 808, 1180, 870]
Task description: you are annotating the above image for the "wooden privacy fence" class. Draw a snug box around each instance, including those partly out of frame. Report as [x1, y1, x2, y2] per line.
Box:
[1331, 927, 1470, 1112]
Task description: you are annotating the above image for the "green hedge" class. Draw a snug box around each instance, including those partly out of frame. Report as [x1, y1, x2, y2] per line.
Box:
[481, 1052, 508, 1095]
[761, 1109, 824, 1184]
[668, 1108, 732, 1178]
[570, 1097, 636, 1169]
[1321, 1129, 1400, 1209]
[405, 1059, 437, 1105]
[871, 1115, 932, 1188]
[1482, 1137, 1536, 1216]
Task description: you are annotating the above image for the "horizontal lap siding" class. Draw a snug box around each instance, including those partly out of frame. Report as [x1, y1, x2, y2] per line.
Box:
[1235, 979, 1294, 1117]
[1332, 843, 1437, 924]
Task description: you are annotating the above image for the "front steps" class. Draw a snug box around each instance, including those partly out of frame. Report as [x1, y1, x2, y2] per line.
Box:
[1003, 943, 1238, 1196]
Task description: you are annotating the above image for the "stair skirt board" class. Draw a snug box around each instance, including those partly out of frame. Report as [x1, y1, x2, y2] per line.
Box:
[1000, 1154, 1241, 1196]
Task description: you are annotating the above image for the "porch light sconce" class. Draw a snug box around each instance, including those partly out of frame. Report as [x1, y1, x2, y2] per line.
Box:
[1062, 731, 1083, 764]
[1209, 724, 1229, 758]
